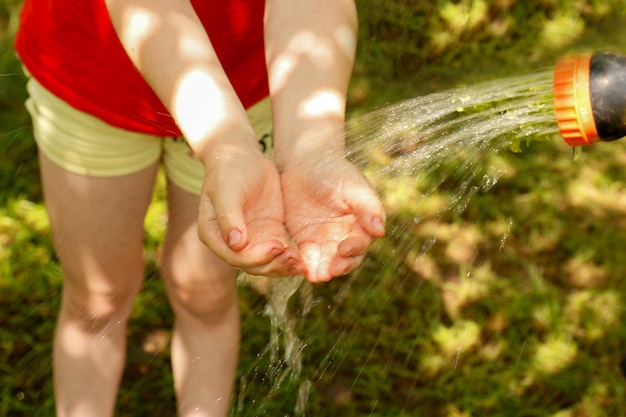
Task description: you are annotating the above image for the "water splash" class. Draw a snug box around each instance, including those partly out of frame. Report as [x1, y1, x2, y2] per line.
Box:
[264, 275, 312, 382]
[236, 274, 314, 416]
[244, 70, 563, 415]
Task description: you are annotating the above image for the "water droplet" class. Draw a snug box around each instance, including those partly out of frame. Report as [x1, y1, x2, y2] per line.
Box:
[499, 217, 514, 253]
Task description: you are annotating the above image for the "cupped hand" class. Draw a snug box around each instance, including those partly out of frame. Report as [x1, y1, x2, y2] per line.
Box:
[280, 155, 386, 283]
[197, 144, 306, 277]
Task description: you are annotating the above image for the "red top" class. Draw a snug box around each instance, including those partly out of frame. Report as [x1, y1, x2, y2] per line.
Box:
[15, 0, 269, 137]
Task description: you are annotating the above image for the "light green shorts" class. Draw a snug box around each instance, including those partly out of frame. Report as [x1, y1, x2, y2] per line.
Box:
[25, 77, 273, 196]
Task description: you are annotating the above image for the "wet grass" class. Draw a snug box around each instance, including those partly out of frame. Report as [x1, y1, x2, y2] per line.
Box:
[3, 1, 626, 416]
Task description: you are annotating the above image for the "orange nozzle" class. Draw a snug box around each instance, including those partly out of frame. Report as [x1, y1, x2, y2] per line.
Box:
[553, 53, 600, 146]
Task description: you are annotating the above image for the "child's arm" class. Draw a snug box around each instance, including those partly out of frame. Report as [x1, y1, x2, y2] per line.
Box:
[104, 0, 306, 277]
[265, 0, 386, 282]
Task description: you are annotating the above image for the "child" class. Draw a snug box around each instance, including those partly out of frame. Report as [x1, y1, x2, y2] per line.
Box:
[15, 0, 385, 415]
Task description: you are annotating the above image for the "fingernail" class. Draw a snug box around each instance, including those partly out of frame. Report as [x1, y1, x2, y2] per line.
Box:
[228, 229, 242, 247]
[269, 246, 283, 258]
[372, 217, 385, 235]
[286, 256, 301, 267]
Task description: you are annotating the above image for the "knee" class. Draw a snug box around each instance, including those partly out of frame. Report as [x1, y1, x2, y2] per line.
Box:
[162, 248, 239, 325]
[168, 277, 238, 326]
[60, 282, 140, 333]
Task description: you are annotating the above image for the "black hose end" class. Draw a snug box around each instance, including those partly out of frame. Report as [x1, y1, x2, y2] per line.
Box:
[590, 52, 626, 142]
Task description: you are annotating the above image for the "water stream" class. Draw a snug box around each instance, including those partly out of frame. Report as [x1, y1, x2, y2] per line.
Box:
[239, 70, 563, 415]
[347, 70, 556, 185]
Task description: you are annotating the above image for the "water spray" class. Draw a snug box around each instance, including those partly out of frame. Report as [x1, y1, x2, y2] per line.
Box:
[554, 51, 626, 145]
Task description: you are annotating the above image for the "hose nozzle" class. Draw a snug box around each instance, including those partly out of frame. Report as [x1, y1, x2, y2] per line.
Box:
[553, 51, 626, 145]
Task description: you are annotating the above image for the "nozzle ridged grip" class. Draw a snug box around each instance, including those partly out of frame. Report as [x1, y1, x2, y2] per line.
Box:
[553, 53, 599, 146]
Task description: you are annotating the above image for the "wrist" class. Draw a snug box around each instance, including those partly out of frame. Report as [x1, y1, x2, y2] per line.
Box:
[273, 122, 347, 172]
[192, 130, 262, 172]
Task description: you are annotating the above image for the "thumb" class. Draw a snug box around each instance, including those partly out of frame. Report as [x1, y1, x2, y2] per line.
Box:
[344, 178, 386, 238]
[211, 185, 248, 251]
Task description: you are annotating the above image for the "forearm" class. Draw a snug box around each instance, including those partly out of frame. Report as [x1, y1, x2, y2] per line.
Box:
[105, 0, 258, 163]
[264, 0, 358, 170]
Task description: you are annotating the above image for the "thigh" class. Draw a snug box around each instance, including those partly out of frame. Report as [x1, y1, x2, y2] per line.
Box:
[26, 76, 163, 294]
[39, 152, 159, 295]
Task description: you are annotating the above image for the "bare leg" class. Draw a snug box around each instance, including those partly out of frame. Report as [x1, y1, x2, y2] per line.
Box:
[39, 153, 158, 417]
[161, 180, 240, 417]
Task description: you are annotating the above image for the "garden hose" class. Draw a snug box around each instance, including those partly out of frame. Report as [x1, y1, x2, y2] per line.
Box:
[553, 51, 626, 145]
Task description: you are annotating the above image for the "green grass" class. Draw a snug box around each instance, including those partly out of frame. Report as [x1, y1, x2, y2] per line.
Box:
[3, 1, 626, 416]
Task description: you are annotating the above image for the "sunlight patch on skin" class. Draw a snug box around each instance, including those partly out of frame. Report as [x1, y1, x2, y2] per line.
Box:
[170, 14, 212, 60]
[117, 6, 159, 57]
[270, 52, 296, 91]
[301, 244, 324, 281]
[298, 89, 343, 119]
[60, 326, 88, 358]
[333, 25, 357, 60]
[287, 31, 335, 63]
[173, 70, 227, 142]
[269, 31, 335, 91]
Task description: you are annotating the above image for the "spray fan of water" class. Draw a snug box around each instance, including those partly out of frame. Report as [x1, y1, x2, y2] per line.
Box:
[347, 70, 557, 185]
[235, 70, 564, 415]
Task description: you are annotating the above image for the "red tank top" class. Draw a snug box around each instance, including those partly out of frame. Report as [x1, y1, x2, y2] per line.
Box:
[15, 0, 269, 137]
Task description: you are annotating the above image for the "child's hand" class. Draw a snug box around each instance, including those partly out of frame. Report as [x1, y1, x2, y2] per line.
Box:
[197, 143, 306, 278]
[281, 156, 386, 282]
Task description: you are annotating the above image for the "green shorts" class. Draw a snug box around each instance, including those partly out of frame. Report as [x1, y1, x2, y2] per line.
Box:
[25, 77, 273, 195]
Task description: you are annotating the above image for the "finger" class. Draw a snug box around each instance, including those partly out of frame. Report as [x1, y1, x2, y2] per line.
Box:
[275, 247, 308, 277]
[300, 243, 330, 283]
[344, 180, 386, 238]
[197, 197, 229, 250]
[200, 219, 305, 277]
[327, 235, 370, 277]
[304, 235, 370, 282]
[242, 246, 308, 278]
[209, 184, 248, 251]
[336, 234, 370, 258]
[328, 253, 366, 279]
[214, 238, 302, 276]
[302, 241, 356, 283]
[198, 204, 282, 267]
